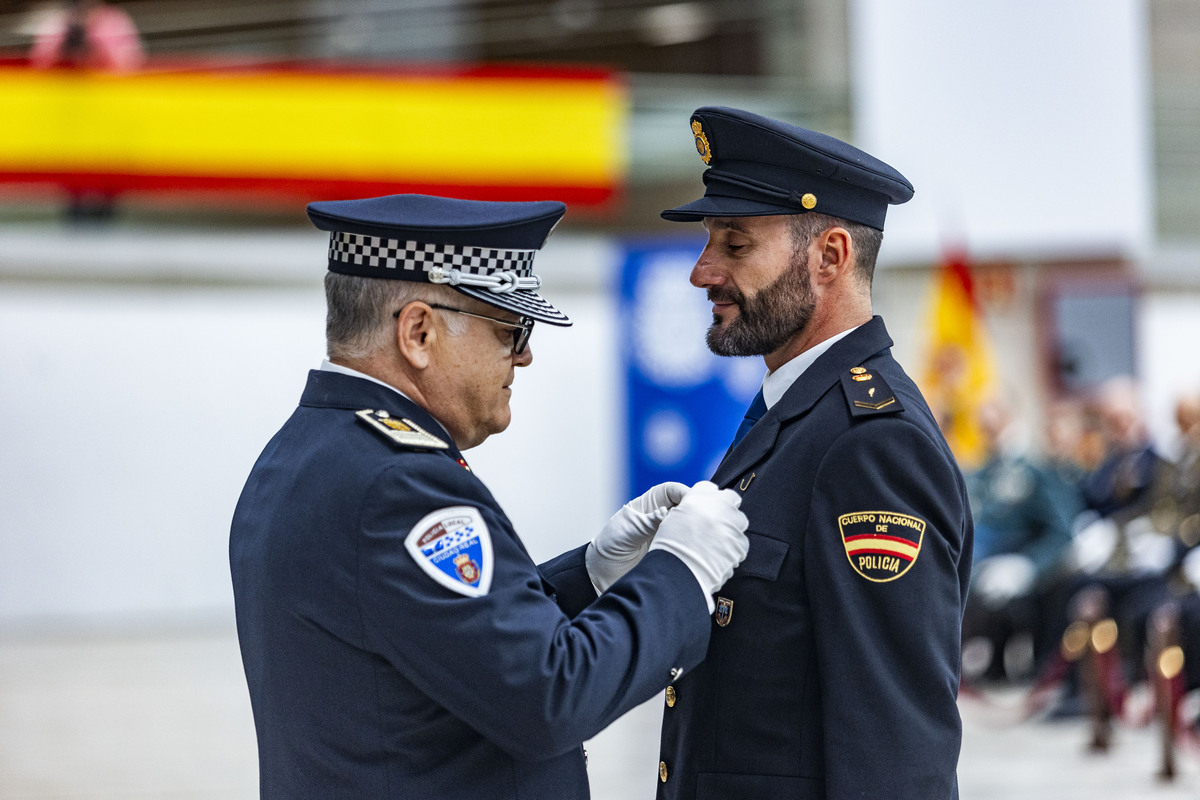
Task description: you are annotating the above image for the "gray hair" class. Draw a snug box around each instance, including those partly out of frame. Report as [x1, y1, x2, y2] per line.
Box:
[324, 273, 467, 361]
[787, 212, 884, 285]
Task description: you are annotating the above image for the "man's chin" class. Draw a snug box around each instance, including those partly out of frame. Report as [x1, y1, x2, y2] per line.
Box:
[706, 325, 746, 357]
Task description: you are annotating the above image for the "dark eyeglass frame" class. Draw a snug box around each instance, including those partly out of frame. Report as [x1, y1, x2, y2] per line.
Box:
[394, 303, 534, 355]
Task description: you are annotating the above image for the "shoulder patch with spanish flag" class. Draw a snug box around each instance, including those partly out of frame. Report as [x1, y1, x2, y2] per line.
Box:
[838, 510, 925, 582]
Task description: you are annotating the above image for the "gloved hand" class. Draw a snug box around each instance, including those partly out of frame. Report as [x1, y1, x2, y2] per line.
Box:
[649, 481, 750, 614]
[586, 481, 689, 593]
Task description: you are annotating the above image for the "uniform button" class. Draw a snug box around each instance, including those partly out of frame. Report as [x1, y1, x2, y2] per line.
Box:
[665, 686, 677, 707]
[659, 760, 669, 783]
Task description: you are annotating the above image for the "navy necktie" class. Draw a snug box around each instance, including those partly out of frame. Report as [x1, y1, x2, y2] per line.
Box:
[730, 388, 767, 449]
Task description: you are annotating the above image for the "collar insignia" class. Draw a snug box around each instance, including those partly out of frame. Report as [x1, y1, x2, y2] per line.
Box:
[840, 367, 903, 417]
[357, 409, 449, 449]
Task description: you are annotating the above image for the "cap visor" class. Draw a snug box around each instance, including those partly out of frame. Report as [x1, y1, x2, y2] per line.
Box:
[455, 286, 572, 326]
[661, 194, 801, 222]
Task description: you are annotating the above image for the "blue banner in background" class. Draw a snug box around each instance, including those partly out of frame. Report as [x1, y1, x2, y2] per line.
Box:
[620, 237, 765, 498]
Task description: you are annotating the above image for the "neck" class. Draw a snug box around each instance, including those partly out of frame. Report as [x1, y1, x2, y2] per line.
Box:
[333, 354, 430, 408]
[764, 299, 872, 372]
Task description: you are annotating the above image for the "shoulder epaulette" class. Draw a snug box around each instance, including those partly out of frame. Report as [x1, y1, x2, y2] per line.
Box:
[356, 409, 449, 450]
[839, 366, 904, 418]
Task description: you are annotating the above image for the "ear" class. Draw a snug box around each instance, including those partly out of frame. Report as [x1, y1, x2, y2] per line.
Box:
[394, 302, 435, 370]
[815, 226, 853, 284]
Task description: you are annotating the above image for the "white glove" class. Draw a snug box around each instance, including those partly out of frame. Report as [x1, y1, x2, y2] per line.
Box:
[586, 481, 689, 593]
[973, 554, 1036, 609]
[649, 481, 750, 613]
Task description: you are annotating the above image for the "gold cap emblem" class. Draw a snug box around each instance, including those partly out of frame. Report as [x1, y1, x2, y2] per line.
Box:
[692, 120, 712, 164]
[801, 192, 817, 210]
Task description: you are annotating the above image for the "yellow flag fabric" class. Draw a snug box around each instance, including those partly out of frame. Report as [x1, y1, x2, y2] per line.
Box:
[918, 251, 997, 469]
[0, 60, 626, 209]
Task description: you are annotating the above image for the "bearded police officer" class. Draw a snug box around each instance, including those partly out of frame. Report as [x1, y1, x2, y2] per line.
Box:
[653, 108, 973, 799]
[229, 194, 750, 799]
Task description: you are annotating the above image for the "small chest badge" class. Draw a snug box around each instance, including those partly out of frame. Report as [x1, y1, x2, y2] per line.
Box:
[715, 596, 734, 627]
[405, 506, 493, 597]
[838, 511, 926, 582]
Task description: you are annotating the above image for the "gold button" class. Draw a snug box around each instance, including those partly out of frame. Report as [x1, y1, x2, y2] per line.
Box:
[659, 760, 669, 782]
[665, 686, 676, 707]
[801, 192, 817, 209]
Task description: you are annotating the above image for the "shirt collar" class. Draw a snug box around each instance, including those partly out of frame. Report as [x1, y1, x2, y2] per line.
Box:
[320, 359, 413, 402]
[760, 326, 859, 409]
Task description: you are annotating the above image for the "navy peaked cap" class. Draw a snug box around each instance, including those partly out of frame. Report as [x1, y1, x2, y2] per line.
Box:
[661, 106, 914, 231]
[308, 194, 570, 326]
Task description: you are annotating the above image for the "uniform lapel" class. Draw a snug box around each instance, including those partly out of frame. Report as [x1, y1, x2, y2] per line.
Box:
[711, 317, 894, 487]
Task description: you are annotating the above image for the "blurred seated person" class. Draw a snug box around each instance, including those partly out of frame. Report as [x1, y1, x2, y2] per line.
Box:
[962, 396, 1077, 684]
[1056, 376, 1173, 749]
[1042, 397, 1096, 501]
[1137, 388, 1200, 778]
[29, 0, 144, 72]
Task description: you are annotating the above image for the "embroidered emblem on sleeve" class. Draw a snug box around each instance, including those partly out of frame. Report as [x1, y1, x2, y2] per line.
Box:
[838, 511, 925, 582]
[405, 506, 493, 597]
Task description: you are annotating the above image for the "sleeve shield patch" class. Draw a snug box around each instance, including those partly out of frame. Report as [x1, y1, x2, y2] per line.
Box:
[838, 511, 925, 582]
[405, 506, 493, 597]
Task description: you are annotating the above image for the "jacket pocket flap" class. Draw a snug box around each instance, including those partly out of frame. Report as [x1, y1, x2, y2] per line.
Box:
[734, 532, 789, 581]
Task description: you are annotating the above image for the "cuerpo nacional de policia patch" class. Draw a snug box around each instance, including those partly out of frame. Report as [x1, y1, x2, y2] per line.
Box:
[405, 506, 493, 597]
[838, 511, 926, 582]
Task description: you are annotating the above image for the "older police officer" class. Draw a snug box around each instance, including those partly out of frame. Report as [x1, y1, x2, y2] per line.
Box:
[230, 194, 749, 799]
[653, 108, 973, 799]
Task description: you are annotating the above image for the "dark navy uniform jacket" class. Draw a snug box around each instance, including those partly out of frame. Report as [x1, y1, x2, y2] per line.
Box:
[657, 317, 972, 800]
[230, 370, 710, 799]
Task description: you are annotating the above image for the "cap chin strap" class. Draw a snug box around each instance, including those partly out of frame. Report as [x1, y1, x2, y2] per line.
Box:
[706, 168, 811, 209]
[427, 266, 542, 294]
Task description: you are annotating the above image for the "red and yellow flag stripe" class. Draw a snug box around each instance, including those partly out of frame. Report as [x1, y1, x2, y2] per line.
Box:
[842, 533, 921, 562]
[0, 60, 627, 208]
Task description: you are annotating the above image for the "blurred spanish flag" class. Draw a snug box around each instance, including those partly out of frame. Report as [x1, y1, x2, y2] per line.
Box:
[918, 248, 997, 469]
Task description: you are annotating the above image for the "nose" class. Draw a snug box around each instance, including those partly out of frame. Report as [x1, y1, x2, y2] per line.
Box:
[513, 343, 533, 367]
[689, 238, 724, 289]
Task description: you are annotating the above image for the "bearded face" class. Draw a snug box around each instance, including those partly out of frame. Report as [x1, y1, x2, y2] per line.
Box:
[704, 248, 815, 357]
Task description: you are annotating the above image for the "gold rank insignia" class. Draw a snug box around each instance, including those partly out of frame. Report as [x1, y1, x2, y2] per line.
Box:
[692, 120, 713, 164]
[356, 409, 449, 449]
[838, 511, 925, 582]
[839, 366, 904, 417]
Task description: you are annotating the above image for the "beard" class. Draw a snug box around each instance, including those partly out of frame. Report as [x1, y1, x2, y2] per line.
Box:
[705, 254, 816, 357]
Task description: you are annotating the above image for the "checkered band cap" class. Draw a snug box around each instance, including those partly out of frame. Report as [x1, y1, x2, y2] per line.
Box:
[329, 232, 537, 276]
[327, 232, 569, 325]
[308, 194, 571, 325]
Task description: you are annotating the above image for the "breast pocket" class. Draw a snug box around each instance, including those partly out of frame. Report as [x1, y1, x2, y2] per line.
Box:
[733, 531, 789, 581]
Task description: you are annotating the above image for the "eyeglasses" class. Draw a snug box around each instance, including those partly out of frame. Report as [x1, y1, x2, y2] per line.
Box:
[395, 303, 534, 355]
